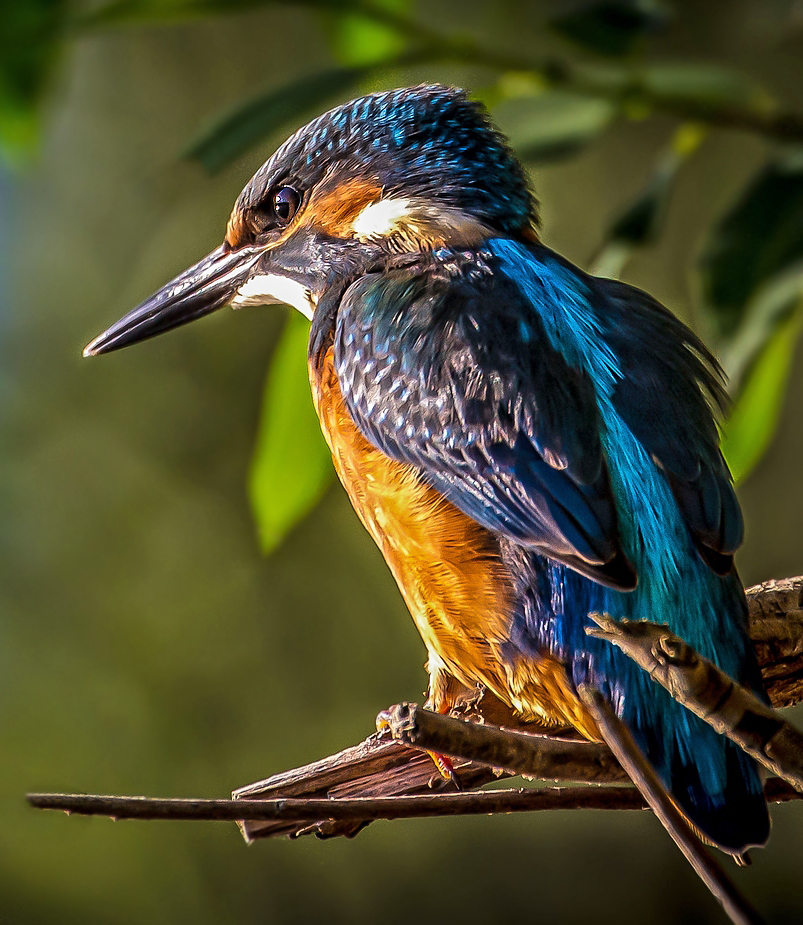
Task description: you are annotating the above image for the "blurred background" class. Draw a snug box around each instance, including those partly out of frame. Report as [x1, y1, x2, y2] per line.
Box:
[2, 0, 803, 922]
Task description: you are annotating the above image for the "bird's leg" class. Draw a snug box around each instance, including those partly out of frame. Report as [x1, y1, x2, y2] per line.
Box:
[426, 731, 461, 786]
[422, 656, 473, 788]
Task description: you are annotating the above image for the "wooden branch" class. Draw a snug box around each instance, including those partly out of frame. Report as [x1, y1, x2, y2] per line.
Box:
[229, 576, 803, 839]
[233, 733, 500, 840]
[226, 701, 800, 842]
[25, 576, 803, 847]
[23, 786, 656, 823]
[377, 702, 627, 782]
[747, 576, 803, 709]
[579, 686, 765, 925]
[587, 613, 803, 792]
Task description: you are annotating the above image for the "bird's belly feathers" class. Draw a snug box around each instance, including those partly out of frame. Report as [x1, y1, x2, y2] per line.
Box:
[310, 348, 594, 733]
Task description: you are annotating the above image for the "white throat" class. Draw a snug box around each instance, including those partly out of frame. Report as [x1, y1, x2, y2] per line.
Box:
[231, 273, 317, 320]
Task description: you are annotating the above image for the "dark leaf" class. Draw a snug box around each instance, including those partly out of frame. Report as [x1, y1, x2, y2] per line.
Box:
[550, 1, 669, 58]
[721, 305, 803, 484]
[701, 153, 803, 336]
[608, 165, 672, 244]
[721, 265, 803, 388]
[248, 312, 334, 554]
[185, 66, 373, 173]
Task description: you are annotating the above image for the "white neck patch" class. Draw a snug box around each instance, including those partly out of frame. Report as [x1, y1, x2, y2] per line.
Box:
[352, 198, 412, 240]
[231, 273, 317, 320]
[350, 196, 488, 249]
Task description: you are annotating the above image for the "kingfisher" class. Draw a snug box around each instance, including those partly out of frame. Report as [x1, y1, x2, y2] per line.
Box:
[85, 84, 769, 855]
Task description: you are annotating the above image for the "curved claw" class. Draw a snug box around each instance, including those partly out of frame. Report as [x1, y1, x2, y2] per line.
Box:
[427, 750, 462, 789]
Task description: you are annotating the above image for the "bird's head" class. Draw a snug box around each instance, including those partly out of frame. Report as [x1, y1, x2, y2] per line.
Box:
[84, 84, 537, 356]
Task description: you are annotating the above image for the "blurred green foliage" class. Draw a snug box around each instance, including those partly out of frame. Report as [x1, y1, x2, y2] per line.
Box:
[701, 152, 803, 336]
[5, 0, 802, 550]
[186, 61, 399, 173]
[0, 0, 68, 159]
[3, 2, 803, 923]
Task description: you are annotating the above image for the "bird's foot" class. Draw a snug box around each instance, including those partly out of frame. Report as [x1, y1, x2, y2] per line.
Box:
[376, 706, 461, 788]
[427, 750, 461, 788]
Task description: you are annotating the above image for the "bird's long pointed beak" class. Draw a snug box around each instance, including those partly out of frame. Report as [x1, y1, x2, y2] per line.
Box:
[83, 244, 259, 357]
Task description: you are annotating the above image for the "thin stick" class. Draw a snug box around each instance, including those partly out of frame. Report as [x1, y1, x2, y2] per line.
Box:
[27, 786, 646, 822]
[586, 613, 803, 792]
[578, 685, 765, 925]
[25, 779, 802, 825]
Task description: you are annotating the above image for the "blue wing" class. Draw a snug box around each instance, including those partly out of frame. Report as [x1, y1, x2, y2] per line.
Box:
[333, 249, 637, 590]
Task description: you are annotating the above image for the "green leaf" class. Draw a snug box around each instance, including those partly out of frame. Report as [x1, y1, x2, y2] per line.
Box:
[721, 305, 803, 484]
[248, 312, 334, 554]
[700, 153, 803, 337]
[612, 125, 705, 241]
[719, 262, 803, 388]
[493, 91, 615, 163]
[327, 0, 410, 65]
[607, 159, 674, 245]
[590, 165, 675, 278]
[550, 1, 669, 58]
[185, 65, 373, 172]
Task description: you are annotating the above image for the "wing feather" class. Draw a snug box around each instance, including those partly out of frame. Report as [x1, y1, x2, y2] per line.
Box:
[333, 253, 637, 590]
[595, 277, 743, 573]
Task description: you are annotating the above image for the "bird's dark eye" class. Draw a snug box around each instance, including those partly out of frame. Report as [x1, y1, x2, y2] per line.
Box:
[272, 186, 300, 224]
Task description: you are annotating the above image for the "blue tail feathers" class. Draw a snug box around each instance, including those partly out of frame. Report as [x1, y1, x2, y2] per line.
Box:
[628, 692, 770, 853]
[505, 550, 771, 855]
[668, 734, 769, 853]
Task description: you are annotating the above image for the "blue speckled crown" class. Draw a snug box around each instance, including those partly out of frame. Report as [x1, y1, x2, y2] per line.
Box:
[241, 85, 538, 235]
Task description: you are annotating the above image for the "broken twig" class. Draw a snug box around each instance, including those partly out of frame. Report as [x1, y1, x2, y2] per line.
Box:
[579, 685, 765, 925]
[587, 612, 803, 792]
[747, 576, 803, 709]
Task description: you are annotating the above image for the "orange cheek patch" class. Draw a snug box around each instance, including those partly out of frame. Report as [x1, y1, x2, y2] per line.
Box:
[225, 210, 250, 250]
[304, 177, 384, 238]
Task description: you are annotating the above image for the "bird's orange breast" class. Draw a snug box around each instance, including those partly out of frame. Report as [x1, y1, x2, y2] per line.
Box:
[310, 346, 596, 736]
